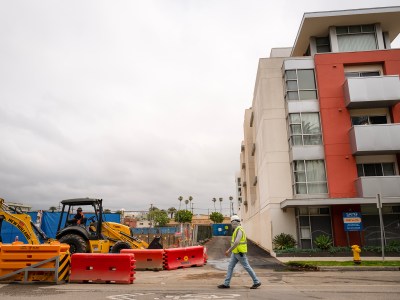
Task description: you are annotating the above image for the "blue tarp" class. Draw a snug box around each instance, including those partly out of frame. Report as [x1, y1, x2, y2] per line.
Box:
[0, 211, 121, 243]
[212, 224, 230, 236]
[130, 227, 177, 235]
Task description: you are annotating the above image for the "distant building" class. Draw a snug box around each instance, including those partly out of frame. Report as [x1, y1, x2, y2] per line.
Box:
[6, 202, 32, 212]
[168, 214, 231, 226]
[239, 7, 400, 254]
[136, 219, 152, 228]
[235, 172, 243, 214]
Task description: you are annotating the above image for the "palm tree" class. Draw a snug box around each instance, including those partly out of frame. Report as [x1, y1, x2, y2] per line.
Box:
[229, 196, 233, 216]
[49, 206, 57, 212]
[184, 199, 189, 210]
[212, 198, 217, 212]
[188, 196, 193, 205]
[178, 196, 183, 210]
[219, 197, 223, 213]
[167, 207, 177, 218]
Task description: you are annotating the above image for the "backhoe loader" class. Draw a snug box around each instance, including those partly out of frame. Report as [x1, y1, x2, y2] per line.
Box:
[0, 198, 51, 244]
[0, 197, 162, 253]
[56, 198, 162, 253]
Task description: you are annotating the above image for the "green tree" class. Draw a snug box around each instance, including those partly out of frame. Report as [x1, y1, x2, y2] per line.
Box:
[174, 209, 193, 223]
[103, 209, 111, 213]
[49, 206, 57, 212]
[209, 212, 224, 223]
[167, 207, 177, 218]
[149, 209, 170, 227]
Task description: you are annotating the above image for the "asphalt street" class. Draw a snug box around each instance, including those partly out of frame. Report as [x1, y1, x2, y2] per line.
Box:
[0, 236, 399, 300]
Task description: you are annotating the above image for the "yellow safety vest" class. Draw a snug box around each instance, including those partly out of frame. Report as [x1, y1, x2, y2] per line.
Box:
[231, 226, 247, 254]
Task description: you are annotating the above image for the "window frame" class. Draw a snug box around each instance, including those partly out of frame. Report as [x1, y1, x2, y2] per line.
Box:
[284, 69, 318, 101]
[292, 160, 328, 195]
[288, 112, 322, 146]
[336, 24, 378, 52]
[351, 114, 388, 125]
[357, 162, 396, 177]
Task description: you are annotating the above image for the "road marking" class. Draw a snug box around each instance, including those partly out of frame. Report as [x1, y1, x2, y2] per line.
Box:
[107, 293, 241, 300]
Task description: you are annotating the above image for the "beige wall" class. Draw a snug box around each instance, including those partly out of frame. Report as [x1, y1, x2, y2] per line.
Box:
[239, 56, 297, 254]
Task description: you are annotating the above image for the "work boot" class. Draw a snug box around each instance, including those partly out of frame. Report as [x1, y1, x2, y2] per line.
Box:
[250, 282, 261, 289]
[217, 284, 230, 289]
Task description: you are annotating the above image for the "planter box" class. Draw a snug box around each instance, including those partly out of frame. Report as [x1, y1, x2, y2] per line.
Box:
[276, 251, 400, 257]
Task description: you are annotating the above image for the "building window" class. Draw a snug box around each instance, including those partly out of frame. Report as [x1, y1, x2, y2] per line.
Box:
[289, 113, 322, 146]
[296, 207, 332, 249]
[351, 115, 388, 125]
[357, 163, 396, 177]
[336, 24, 377, 52]
[285, 69, 317, 100]
[316, 36, 331, 53]
[293, 160, 328, 194]
[345, 71, 380, 78]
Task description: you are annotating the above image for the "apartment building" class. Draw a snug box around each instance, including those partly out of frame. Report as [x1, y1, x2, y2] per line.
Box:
[239, 6, 400, 254]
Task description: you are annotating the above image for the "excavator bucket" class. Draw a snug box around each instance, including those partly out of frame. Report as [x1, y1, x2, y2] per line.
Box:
[147, 236, 163, 249]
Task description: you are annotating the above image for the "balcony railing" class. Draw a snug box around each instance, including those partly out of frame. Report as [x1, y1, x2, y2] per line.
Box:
[343, 76, 400, 108]
[355, 176, 400, 198]
[349, 124, 400, 155]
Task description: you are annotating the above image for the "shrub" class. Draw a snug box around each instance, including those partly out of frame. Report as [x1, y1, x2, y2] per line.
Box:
[273, 233, 296, 250]
[314, 234, 333, 250]
[328, 246, 351, 254]
[209, 212, 224, 223]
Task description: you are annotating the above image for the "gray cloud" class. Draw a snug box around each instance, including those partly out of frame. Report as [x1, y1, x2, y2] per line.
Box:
[1, 0, 400, 214]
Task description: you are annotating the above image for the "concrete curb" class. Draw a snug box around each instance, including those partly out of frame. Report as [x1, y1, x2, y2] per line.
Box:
[318, 266, 400, 271]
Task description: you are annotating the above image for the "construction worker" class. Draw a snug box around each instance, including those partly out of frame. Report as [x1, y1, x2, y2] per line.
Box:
[218, 215, 261, 289]
[73, 207, 85, 225]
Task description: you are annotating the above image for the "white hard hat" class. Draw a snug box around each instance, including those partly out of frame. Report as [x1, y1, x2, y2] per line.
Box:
[231, 215, 241, 222]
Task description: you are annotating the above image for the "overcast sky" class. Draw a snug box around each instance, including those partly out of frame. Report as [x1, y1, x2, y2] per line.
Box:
[1, 1, 400, 215]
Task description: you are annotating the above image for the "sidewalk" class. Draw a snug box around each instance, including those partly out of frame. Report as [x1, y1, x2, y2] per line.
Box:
[275, 256, 400, 262]
[274, 256, 400, 271]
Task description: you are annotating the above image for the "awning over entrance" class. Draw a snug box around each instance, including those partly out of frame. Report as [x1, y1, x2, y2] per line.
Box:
[280, 196, 400, 209]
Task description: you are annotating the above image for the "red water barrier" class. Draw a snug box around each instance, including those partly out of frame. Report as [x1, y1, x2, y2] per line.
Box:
[69, 253, 135, 284]
[121, 249, 164, 271]
[164, 246, 205, 270]
[203, 246, 208, 264]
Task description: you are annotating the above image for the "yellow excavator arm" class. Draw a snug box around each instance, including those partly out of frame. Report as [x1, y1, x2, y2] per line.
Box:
[101, 221, 149, 249]
[0, 198, 48, 244]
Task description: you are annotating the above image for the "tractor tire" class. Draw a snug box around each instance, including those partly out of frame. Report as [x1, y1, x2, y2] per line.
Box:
[59, 234, 87, 254]
[111, 241, 131, 253]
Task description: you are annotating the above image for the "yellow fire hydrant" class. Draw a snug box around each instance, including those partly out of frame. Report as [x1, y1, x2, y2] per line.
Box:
[351, 245, 361, 265]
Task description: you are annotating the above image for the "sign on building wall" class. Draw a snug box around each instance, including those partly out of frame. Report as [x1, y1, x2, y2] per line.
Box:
[343, 212, 363, 231]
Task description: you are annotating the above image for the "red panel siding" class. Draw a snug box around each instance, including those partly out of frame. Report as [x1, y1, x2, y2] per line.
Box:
[331, 205, 363, 246]
[314, 49, 400, 199]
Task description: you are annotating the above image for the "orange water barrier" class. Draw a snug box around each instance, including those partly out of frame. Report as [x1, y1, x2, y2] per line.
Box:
[121, 249, 164, 271]
[0, 241, 70, 284]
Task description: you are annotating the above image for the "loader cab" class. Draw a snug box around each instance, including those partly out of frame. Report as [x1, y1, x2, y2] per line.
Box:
[55, 198, 108, 253]
[57, 198, 103, 238]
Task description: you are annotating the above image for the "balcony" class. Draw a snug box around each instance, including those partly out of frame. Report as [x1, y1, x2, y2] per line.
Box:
[355, 176, 400, 198]
[343, 76, 400, 108]
[349, 124, 400, 155]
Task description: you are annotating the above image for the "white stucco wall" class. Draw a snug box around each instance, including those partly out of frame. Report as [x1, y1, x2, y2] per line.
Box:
[240, 55, 297, 253]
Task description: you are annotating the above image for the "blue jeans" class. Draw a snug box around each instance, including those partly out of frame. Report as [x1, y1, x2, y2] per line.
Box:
[224, 253, 260, 286]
